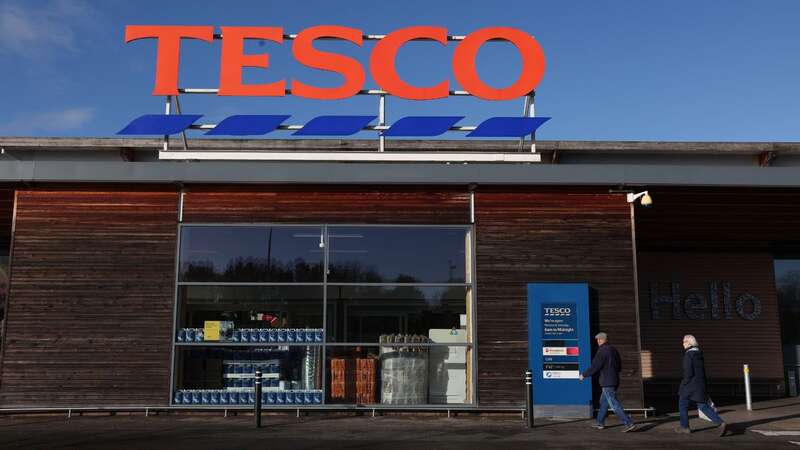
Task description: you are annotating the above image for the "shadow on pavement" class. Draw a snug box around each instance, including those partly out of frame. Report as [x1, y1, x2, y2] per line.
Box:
[725, 412, 800, 436]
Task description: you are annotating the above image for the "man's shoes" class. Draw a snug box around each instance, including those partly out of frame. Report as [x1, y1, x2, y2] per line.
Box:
[718, 422, 728, 437]
[622, 423, 637, 433]
[674, 426, 691, 434]
[592, 424, 605, 430]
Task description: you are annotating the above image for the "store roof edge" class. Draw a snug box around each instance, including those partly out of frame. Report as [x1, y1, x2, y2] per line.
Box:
[1, 136, 799, 155]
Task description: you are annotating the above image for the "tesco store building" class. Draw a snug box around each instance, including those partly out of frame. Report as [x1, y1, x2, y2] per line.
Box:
[0, 25, 797, 415]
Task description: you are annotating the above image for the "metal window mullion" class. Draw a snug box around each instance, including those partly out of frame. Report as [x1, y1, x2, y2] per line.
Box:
[324, 282, 471, 287]
[181, 223, 472, 229]
[176, 282, 326, 287]
[469, 223, 478, 406]
[328, 343, 469, 348]
[321, 225, 329, 405]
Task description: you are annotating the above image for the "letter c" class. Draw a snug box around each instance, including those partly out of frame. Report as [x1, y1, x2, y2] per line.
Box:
[370, 26, 449, 100]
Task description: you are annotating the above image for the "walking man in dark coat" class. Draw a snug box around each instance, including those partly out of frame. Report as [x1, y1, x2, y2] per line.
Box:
[579, 332, 636, 432]
[676, 334, 728, 436]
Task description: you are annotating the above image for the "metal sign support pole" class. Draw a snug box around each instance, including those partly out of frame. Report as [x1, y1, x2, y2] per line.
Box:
[174, 95, 189, 150]
[378, 93, 386, 152]
[163, 95, 171, 152]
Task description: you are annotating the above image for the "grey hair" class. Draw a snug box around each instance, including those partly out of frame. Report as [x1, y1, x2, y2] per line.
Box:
[683, 334, 699, 347]
[595, 332, 608, 341]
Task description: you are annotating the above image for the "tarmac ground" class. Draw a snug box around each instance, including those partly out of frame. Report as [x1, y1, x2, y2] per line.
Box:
[1, 397, 800, 449]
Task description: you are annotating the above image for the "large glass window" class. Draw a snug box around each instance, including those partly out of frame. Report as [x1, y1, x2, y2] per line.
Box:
[775, 260, 800, 348]
[177, 285, 323, 331]
[328, 227, 468, 283]
[179, 226, 324, 282]
[326, 285, 469, 343]
[172, 224, 474, 407]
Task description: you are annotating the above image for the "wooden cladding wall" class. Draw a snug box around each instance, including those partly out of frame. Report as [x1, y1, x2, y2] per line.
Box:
[474, 191, 642, 407]
[637, 252, 783, 385]
[0, 189, 14, 248]
[182, 185, 470, 224]
[634, 189, 795, 401]
[635, 188, 800, 251]
[0, 187, 179, 406]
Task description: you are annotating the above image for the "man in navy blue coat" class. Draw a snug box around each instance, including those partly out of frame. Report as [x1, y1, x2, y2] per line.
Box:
[676, 334, 728, 436]
[580, 332, 636, 432]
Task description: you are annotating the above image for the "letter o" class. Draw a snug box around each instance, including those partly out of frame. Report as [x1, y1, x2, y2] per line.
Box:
[735, 293, 762, 321]
[453, 27, 546, 100]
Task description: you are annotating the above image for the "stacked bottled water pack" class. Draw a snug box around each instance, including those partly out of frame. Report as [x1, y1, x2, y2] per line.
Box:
[173, 389, 323, 405]
[176, 328, 323, 343]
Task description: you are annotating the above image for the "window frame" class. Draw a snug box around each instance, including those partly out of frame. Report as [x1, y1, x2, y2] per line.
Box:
[170, 222, 477, 407]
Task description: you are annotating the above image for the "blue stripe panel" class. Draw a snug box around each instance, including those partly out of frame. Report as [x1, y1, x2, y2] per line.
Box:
[205, 115, 290, 136]
[467, 117, 551, 138]
[293, 115, 377, 136]
[383, 116, 465, 137]
[117, 114, 202, 135]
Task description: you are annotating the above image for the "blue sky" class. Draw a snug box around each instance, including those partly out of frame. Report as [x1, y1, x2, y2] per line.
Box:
[1, 0, 800, 141]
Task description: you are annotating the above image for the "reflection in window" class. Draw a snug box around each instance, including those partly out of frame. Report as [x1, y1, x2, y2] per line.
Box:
[326, 286, 468, 343]
[179, 226, 324, 282]
[776, 260, 800, 346]
[177, 285, 323, 331]
[328, 227, 470, 283]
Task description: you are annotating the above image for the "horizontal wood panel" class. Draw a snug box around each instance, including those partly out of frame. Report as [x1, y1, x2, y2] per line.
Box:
[183, 185, 470, 224]
[0, 187, 179, 407]
[636, 188, 800, 251]
[475, 191, 642, 407]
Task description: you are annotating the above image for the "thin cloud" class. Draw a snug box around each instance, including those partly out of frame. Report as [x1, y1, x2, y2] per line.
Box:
[0, 0, 106, 59]
[0, 107, 95, 135]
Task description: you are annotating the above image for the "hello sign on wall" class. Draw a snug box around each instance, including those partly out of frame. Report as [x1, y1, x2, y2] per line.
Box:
[124, 25, 547, 100]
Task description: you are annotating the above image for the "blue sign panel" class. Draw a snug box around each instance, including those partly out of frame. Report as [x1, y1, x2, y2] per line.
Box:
[528, 283, 592, 417]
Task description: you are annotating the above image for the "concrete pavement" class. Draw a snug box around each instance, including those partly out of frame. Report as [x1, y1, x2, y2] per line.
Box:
[0, 398, 798, 449]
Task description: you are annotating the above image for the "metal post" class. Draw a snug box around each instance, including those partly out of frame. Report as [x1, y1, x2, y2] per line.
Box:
[378, 93, 386, 152]
[744, 364, 752, 411]
[174, 95, 189, 150]
[254, 369, 263, 428]
[524, 369, 534, 428]
[518, 94, 532, 152]
[163, 95, 172, 152]
[529, 91, 537, 153]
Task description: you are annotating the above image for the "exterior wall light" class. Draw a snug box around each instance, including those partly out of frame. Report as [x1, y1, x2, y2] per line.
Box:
[627, 191, 653, 207]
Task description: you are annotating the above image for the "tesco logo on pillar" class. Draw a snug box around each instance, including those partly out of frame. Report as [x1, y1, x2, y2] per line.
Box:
[124, 25, 546, 100]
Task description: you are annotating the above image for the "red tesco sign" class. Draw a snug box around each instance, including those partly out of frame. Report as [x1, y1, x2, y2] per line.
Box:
[125, 25, 546, 101]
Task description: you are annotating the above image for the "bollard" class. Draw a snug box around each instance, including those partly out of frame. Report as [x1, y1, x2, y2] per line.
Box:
[524, 369, 534, 428]
[743, 364, 752, 411]
[255, 369, 263, 428]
